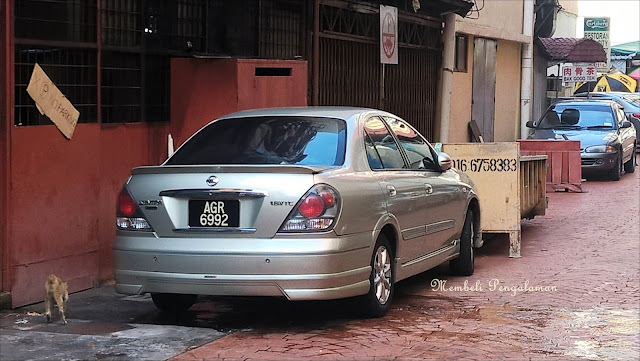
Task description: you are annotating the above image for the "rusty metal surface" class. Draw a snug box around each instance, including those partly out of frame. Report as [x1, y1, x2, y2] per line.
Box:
[385, 46, 439, 140]
[317, 1, 440, 140]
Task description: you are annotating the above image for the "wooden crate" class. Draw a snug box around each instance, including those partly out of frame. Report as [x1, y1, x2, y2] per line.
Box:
[441, 143, 547, 258]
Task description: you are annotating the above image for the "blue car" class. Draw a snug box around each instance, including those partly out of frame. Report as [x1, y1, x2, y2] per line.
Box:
[573, 92, 640, 148]
[527, 99, 637, 181]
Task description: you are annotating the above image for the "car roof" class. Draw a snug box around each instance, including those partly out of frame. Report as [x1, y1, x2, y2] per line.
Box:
[218, 106, 387, 121]
[551, 98, 617, 107]
[574, 92, 639, 98]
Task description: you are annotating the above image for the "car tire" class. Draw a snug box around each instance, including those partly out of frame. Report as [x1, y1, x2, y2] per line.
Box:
[623, 145, 636, 174]
[610, 154, 623, 181]
[151, 293, 197, 312]
[358, 234, 394, 318]
[450, 210, 475, 276]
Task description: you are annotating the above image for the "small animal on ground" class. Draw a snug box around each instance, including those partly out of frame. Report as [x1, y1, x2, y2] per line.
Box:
[44, 274, 69, 324]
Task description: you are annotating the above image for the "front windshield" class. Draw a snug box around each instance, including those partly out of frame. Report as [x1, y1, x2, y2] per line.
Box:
[537, 104, 616, 130]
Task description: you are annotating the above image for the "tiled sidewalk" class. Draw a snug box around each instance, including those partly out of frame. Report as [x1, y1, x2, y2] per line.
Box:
[172, 164, 640, 361]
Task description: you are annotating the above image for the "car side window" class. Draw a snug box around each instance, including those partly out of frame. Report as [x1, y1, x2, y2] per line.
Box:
[616, 107, 626, 124]
[364, 132, 384, 170]
[383, 117, 438, 171]
[364, 117, 407, 169]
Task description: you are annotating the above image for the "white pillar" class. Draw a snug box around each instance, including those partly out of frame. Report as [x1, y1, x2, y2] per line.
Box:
[439, 13, 456, 143]
[520, 0, 535, 139]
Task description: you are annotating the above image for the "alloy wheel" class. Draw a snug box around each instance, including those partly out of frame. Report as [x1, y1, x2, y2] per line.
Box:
[373, 245, 392, 304]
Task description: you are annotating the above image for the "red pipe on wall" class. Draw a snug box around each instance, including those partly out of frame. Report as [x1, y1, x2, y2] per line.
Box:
[1, 0, 15, 293]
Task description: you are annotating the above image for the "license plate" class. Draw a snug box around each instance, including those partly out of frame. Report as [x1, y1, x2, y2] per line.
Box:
[188, 200, 239, 227]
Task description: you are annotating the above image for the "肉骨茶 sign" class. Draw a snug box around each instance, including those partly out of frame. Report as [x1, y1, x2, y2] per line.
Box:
[26, 63, 80, 139]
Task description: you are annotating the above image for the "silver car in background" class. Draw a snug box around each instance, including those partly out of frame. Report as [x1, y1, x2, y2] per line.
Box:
[113, 107, 481, 317]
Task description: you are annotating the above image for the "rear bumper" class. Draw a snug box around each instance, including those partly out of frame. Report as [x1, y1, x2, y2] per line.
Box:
[113, 232, 373, 301]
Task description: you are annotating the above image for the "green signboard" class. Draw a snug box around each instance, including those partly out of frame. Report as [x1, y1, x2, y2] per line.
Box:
[584, 17, 610, 70]
[584, 17, 610, 32]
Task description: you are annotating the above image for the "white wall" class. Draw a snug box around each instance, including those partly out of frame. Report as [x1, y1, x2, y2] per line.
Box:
[553, 10, 577, 37]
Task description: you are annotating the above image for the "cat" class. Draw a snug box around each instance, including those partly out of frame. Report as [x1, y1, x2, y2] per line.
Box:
[44, 274, 69, 324]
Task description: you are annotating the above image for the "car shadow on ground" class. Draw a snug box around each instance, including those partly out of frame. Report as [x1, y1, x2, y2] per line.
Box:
[2, 235, 514, 337]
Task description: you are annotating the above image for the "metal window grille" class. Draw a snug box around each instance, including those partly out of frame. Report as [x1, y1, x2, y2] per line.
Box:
[173, 0, 206, 51]
[320, 2, 439, 49]
[101, 51, 141, 123]
[320, 4, 378, 40]
[318, 2, 440, 140]
[13, 0, 309, 127]
[206, 0, 258, 56]
[144, 0, 206, 52]
[15, 45, 97, 126]
[101, 0, 141, 48]
[258, 0, 304, 59]
[206, 0, 305, 58]
[15, 0, 97, 43]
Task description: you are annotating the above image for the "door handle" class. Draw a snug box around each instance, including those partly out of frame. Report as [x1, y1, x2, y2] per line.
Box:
[425, 184, 433, 195]
[387, 185, 397, 197]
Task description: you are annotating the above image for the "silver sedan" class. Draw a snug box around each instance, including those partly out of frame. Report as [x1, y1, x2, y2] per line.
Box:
[113, 107, 482, 317]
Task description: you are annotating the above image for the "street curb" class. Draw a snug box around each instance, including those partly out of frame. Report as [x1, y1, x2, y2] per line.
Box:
[0, 292, 12, 310]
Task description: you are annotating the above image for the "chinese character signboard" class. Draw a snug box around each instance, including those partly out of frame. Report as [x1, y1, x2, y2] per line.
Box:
[380, 5, 398, 65]
[584, 17, 610, 71]
[563, 64, 598, 83]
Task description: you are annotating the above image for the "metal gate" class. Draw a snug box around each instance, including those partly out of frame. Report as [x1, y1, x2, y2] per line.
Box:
[317, 1, 441, 140]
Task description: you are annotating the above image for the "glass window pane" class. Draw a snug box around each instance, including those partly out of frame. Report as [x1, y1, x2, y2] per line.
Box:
[166, 116, 346, 166]
[383, 117, 437, 170]
[364, 131, 384, 170]
[363, 117, 407, 169]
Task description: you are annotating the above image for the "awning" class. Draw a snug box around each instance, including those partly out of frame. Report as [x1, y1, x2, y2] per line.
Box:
[611, 41, 640, 54]
[536, 37, 607, 63]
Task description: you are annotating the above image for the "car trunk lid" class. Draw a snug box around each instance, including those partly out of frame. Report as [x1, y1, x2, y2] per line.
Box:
[126, 165, 329, 238]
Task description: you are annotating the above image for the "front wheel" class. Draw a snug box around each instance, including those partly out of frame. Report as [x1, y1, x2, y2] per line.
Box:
[623, 146, 636, 174]
[450, 210, 475, 276]
[151, 293, 197, 312]
[358, 234, 394, 318]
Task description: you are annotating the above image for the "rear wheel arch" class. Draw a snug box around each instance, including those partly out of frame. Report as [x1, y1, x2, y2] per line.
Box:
[379, 224, 398, 259]
[467, 197, 481, 247]
[371, 214, 400, 257]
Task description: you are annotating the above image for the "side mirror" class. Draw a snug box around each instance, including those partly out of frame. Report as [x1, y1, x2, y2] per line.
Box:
[526, 120, 535, 128]
[438, 152, 452, 171]
[621, 120, 632, 129]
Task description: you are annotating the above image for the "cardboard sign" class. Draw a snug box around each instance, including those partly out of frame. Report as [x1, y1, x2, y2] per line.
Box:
[26, 63, 80, 139]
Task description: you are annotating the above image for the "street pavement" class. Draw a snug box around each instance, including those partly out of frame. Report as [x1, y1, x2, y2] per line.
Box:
[1, 158, 638, 361]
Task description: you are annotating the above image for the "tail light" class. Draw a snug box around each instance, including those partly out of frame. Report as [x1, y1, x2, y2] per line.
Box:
[632, 113, 640, 120]
[116, 187, 153, 231]
[280, 184, 340, 232]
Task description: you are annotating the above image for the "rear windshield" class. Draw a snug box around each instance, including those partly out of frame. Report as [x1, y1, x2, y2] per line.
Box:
[538, 104, 615, 129]
[165, 116, 347, 166]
